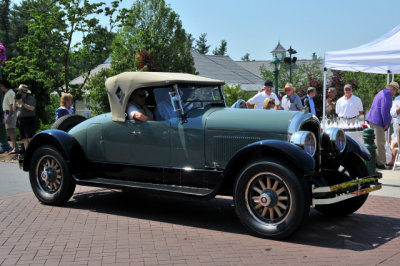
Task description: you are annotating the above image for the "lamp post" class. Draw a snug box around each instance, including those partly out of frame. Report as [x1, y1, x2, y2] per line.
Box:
[284, 46, 297, 83]
[272, 55, 281, 96]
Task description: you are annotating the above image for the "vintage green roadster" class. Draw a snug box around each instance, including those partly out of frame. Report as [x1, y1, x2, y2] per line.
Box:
[20, 72, 382, 239]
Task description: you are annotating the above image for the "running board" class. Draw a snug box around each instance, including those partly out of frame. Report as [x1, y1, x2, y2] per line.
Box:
[74, 177, 213, 197]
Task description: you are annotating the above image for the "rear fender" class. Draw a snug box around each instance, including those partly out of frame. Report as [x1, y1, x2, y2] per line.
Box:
[23, 130, 86, 173]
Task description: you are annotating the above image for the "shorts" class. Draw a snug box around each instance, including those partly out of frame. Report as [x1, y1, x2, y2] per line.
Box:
[18, 116, 37, 139]
[4, 113, 17, 129]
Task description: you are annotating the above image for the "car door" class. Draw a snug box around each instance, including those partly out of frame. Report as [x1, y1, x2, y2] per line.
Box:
[103, 119, 170, 167]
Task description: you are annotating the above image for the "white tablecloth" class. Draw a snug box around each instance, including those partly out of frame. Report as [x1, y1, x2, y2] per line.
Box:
[346, 131, 364, 146]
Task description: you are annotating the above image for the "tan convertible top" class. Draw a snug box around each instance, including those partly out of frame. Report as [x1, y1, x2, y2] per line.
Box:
[105, 72, 225, 122]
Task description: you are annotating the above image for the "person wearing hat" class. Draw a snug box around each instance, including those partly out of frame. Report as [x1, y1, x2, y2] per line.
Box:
[335, 84, 363, 124]
[246, 80, 280, 110]
[280, 83, 303, 111]
[0, 80, 18, 153]
[390, 91, 400, 167]
[12, 84, 36, 150]
[303, 87, 317, 116]
[366, 81, 399, 169]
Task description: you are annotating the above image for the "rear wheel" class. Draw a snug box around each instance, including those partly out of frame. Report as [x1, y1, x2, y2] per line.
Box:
[29, 145, 75, 205]
[234, 159, 309, 239]
[315, 155, 369, 216]
[52, 114, 86, 132]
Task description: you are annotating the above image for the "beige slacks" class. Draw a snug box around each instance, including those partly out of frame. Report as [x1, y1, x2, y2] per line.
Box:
[369, 122, 386, 166]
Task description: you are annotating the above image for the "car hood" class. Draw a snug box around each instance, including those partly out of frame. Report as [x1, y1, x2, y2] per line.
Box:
[204, 108, 299, 134]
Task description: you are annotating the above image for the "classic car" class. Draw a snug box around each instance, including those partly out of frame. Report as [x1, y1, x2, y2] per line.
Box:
[20, 72, 382, 239]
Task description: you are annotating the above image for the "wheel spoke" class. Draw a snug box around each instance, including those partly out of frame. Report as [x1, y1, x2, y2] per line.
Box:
[278, 196, 288, 201]
[258, 180, 266, 190]
[252, 196, 260, 202]
[253, 187, 262, 194]
[274, 206, 282, 217]
[272, 180, 279, 191]
[269, 208, 274, 220]
[276, 187, 285, 195]
[261, 207, 268, 217]
[255, 203, 263, 210]
[277, 202, 287, 210]
[267, 178, 271, 189]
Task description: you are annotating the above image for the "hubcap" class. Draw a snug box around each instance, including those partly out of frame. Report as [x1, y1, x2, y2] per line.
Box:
[245, 172, 291, 224]
[36, 156, 62, 193]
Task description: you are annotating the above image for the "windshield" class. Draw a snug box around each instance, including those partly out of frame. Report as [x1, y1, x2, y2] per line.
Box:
[180, 85, 225, 107]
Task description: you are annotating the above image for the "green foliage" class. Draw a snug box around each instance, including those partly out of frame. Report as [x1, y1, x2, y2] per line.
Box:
[213, 40, 227, 56]
[222, 84, 254, 107]
[241, 53, 250, 61]
[186, 33, 194, 49]
[195, 33, 210, 55]
[85, 68, 115, 115]
[111, 0, 195, 74]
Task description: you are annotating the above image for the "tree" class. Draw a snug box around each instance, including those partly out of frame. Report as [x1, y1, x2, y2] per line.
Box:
[195, 33, 210, 55]
[2, 0, 121, 125]
[241, 53, 250, 61]
[186, 33, 194, 50]
[0, 0, 11, 53]
[87, 0, 195, 114]
[222, 84, 254, 107]
[110, 0, 195, 74]
[213, 40, 227, 55]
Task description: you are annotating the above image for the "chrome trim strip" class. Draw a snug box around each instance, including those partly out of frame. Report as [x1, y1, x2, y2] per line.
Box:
[312, 175, 381, 194]
[312, 183, 382, 205]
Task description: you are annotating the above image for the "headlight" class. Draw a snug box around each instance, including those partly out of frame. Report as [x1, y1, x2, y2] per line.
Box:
[325, 127, 346, 153]
[290, 131, 316, 156]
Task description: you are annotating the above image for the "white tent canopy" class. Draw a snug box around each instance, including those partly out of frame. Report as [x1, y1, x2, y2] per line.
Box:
[322, 24, 400, 128]
[324, 24, 400, 74]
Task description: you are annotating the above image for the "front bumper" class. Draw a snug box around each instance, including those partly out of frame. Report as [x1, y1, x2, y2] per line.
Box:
[312, 172, 382, 205]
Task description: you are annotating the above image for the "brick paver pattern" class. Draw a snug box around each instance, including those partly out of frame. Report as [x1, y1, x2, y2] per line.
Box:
[0, 186, 399, 265]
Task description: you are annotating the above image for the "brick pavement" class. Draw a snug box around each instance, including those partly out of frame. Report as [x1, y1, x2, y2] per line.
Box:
[0, 186, 399, 266]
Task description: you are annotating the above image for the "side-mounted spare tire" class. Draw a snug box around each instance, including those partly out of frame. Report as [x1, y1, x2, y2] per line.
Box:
[52, 114, 86, 132]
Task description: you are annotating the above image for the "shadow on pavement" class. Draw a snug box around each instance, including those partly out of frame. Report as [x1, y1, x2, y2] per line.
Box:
[66, 188, 400, 250]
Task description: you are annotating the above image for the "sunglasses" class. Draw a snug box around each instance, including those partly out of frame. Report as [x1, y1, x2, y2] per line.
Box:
[270, 102, 275, 105]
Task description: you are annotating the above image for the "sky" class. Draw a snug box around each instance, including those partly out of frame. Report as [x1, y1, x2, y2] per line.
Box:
[12, 0, 400, 61]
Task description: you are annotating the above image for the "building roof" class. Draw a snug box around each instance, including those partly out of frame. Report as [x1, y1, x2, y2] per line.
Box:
[236, 59, 324, 78]
[70, 52, 266, 91]
[191, 51, 264, 91]
[271, 42, 287, 53]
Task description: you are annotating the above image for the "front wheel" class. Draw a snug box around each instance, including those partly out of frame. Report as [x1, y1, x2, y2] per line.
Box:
[234, 159, 309, 239]
[29, 145, 76, 205]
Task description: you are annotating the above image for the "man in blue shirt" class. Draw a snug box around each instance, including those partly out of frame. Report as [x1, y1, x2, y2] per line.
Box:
[303, 87, 317, 116]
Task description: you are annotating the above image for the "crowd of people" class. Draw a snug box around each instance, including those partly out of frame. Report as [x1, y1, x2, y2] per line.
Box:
[0, 79, 75, 154]
[245, 80, 400, 169]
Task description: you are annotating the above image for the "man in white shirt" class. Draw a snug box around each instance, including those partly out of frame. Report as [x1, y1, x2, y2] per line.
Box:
[390, 94, 400, 149]
[335, 84, 363, 124]
[127, 89, 154, 121]
[246, 80, 280, 110]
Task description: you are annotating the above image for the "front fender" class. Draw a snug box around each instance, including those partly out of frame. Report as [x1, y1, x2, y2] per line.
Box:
[342, 135, 371, 161]
[22, 129, 85, 172]
[225, 139, 315, 175]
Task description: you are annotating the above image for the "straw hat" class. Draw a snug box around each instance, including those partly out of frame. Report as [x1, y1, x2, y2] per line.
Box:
[284, 83, 296, 91]
[388, 81, 399, 90]
[18, 84, 31, 94]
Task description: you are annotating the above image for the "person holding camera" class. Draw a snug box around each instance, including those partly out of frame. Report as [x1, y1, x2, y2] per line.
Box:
[13, 84, 36, 150]
[0, 80, 17, 153]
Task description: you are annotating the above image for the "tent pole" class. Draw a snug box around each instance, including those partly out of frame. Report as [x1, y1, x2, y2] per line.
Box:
[392, 73, 395, 82]
[387, 71, 390, 83]
[322, 68, 327, 130]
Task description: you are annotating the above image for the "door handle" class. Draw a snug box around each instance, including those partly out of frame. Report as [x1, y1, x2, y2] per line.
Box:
[130, 131, 141, 136]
